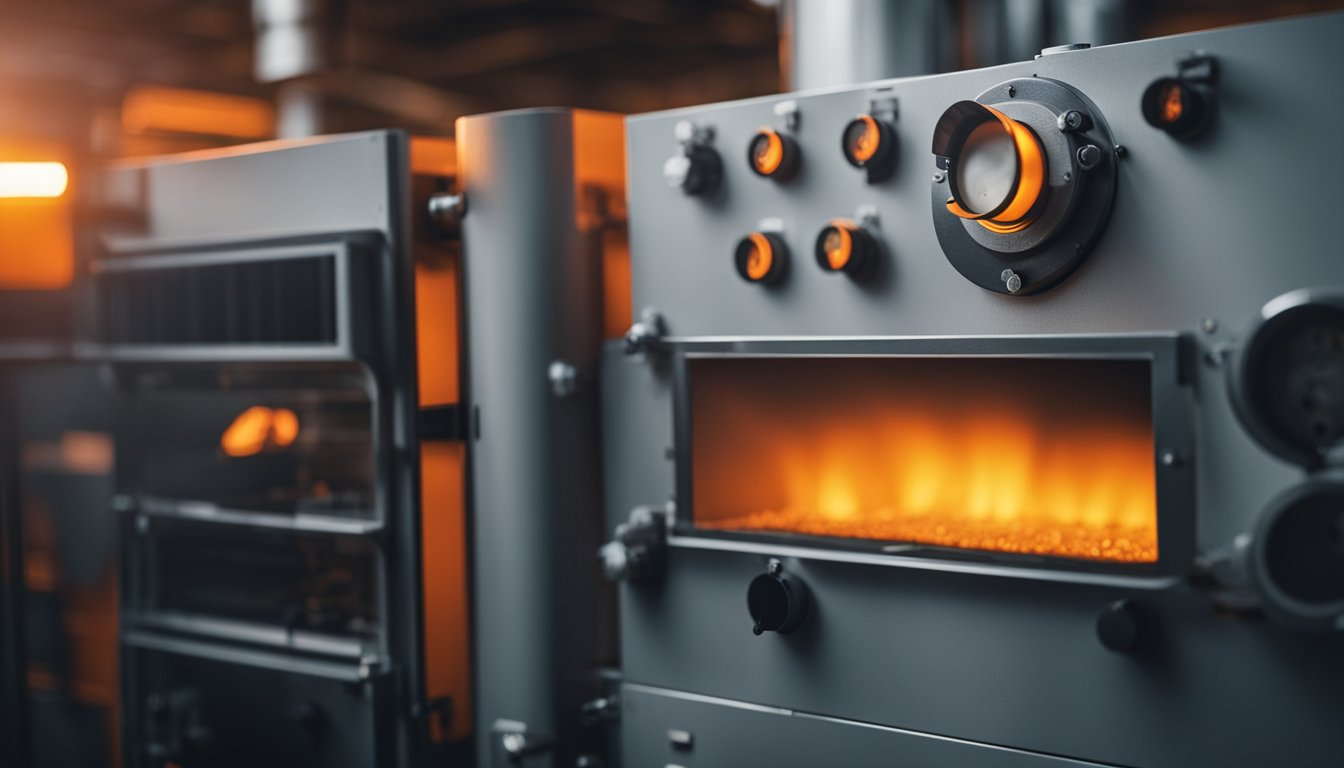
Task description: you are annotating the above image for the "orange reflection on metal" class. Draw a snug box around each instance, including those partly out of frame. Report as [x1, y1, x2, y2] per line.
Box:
[691, 358, 1159, 563]
[220, 406, 300, 457]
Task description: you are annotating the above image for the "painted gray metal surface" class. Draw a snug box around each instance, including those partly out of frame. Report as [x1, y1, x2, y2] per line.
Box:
[615, 13, 1344, 767]
[621, 683, 1115, 768]
[458, 109, 609, 768]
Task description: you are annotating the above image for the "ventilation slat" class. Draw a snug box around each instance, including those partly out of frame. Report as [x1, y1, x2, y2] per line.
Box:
[98, 255, 338, 345]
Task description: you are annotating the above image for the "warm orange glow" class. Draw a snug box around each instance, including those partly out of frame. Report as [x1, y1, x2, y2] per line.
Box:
[420, 441, 472, 741]
[0, 162, 68, 198]
[571, 111, 631, 338]
[751, 129, 785, 176]
[0, 140, 74, 289]
[122, 85, 275, 139]
[745, 233, 775, 281]
[271, 408, 300, 447]
[946, 105, 1046, 234]
[847, 115, 882, 164]
[220, 405, 301, 457]
[413, 246, 472, 740]
[822, 222, 853, 271]
[691, 358, 1159, 563]
[1162, 83, 1185, 123]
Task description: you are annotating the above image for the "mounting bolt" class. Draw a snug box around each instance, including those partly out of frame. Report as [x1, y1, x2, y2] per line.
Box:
[547, 360, 578, 398]
[1007, 85, 1016, 97]
[1001, 269, 1023, 293]
[932, 172, 945, 183]
[1159, 449, 1184, 468]
[766, 557, 782, 576]
[1200, 317, 1218, 334]
[1076, 144, 1102, 170]
[1063, 170, 1073, 182]
[1057, 109, 1090, 133]
[427, 192, 467, 237]
[674, 120, 714, 146]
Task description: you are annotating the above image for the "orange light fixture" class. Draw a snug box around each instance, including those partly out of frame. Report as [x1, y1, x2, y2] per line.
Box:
[734, 232, 787, 285]
[0, 162, 68, 198]
[934, 101, 1047, 234]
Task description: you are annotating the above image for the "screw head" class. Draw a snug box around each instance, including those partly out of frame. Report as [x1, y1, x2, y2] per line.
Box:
[1076, 144, 1102, 170]
[932, 172, 945, 183]
[1200, 317, 1218, 334]
[1000, 269, 1022, 293]
[1007, 85, 1017, 97]
[1063, 170, 1073, 182]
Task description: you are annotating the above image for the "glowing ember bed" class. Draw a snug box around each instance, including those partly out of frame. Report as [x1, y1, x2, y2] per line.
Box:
[674, 336, 1193, 577]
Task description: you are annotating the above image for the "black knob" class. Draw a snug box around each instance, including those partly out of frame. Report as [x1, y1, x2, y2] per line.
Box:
[748, 559, 809, 635]
[663, 145, 722, 196]
[1096, 599, 1153, 653]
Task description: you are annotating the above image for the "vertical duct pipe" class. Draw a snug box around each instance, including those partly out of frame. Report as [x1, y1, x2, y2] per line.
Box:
[457, 109, 606, 768]
[779, 0, 949, 90]
[252, 0, 345, 137]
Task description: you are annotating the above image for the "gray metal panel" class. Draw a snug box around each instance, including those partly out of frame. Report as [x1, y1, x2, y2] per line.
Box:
[600, 340, 675, 535]
[620, 547, 1344, 768]
[100, 131, 397, 253]
[459, 108, 609, 768]
[626, 13, 1344, 339]
[617, 13, 1344, 768]
[621, 683, 1116, 768]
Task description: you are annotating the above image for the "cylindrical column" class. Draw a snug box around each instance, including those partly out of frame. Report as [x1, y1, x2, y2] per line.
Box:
[780, 0, 945, 90]
[457, 109, 606, 768]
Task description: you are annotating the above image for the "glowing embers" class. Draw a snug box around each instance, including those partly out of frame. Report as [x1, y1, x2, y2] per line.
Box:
[690, 357, 1158, 563]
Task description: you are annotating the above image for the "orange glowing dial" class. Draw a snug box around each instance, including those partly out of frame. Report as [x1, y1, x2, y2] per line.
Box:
[747, 128, 799, 180]
[1142, 75, 1213, 140]
[935, 101, 1047, 234]
[841, 115, 896, 180]
[813, 220, 877, 279]
[734, 232, 787, 284]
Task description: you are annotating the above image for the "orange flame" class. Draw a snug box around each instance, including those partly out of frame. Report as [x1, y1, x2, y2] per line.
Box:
[691, 358, 1158, 563]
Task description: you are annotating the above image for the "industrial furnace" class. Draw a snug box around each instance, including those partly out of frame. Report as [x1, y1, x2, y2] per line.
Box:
[605, 12, 1344, 767]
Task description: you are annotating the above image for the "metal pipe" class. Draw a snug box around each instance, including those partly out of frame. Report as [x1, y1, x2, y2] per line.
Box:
[779, 0, 946, 90]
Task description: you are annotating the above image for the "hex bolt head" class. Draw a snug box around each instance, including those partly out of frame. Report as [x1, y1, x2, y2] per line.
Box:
[1057, 109, 1088, 132]
[1077, 144, 1102, 170]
